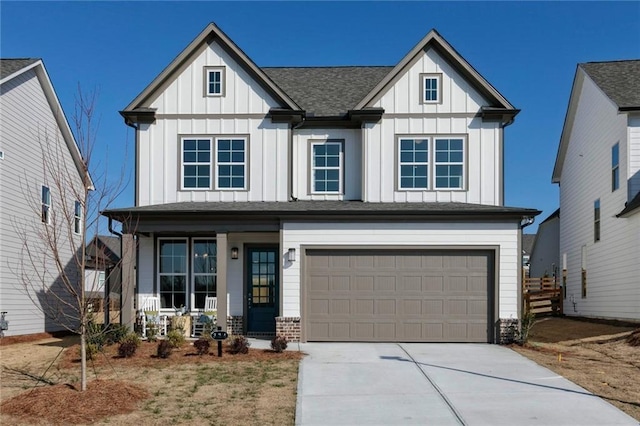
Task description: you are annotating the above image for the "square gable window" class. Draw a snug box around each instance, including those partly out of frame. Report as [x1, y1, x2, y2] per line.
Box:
[421, 74, 442, 104]
[204, 67, 225, 97]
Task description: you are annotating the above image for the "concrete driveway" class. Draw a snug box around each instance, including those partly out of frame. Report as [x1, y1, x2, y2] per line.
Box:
[295, 343, 637, 425]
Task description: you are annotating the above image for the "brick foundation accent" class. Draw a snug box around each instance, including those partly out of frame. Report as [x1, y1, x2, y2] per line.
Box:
[496, 318, 518, 344]
[275, 317, 301, 342]
[227, 316, 244, 336]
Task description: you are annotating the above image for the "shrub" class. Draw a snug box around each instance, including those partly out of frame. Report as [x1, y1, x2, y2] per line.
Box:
[117, 333, 141, 358]
[193, 338, 210, 356]
[105, 324, 129, 345]
[80, 342, 99, 360]
[270, 335, 288, 353]
[157, 340, 172, 358]
[86, 321, 106, 349]
[227, 335, 250, 354]
[166, 329, 185, 348]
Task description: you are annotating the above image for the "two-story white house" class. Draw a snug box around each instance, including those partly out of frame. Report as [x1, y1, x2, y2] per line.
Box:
[553, 60, 640, 321]
[104, 23, 539, 343]
[0, 59, 88, 336]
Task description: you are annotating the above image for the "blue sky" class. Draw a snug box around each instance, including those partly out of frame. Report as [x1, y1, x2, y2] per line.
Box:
[2, 1, 639, 232]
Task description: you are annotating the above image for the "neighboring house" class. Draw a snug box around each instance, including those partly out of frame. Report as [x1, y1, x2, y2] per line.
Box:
[104, 23, 539, 343]
[529, 209, 560, 279]
[553, 60, 640, 321]
[0, 59, 88, 336]
[521, 233, 535, 277]
[85, 235, 122, 323]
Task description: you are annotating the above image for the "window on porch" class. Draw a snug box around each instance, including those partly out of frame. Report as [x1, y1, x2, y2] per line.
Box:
[193, 239, 217, 309]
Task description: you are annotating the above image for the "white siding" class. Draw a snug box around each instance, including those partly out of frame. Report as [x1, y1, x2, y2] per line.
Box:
[529, 217, 560, 278]
[628, 114, 640, 198]
[292, 128, 362, 201]
[137, 235, 154, 308]
[0, 69, 83, 336]
[559, 71, 640, 320]
[282, 221, 520, 319]
[364, 48, 502, 204]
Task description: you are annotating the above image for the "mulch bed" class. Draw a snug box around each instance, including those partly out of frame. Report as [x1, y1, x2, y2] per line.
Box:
[0, 379, 148, 425]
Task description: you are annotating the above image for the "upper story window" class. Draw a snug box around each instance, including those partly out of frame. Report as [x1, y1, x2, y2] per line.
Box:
[611, 142, 619, 192]
[216, 138, 247, 190]
[182, 138, 211, 189]
[74, 200, 82, 235]
[594, 199, 601, 242]
[204, 67, 225, 96]
[311, 141, 343, 193]
[397, 136, 465, 191]
[421, 74, 442, 104]
[41, 186, 51, 224]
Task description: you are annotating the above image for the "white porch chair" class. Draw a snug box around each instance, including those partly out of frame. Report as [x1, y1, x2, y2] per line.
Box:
[140, 296, 168, 338]
[192, 296, 217, 337]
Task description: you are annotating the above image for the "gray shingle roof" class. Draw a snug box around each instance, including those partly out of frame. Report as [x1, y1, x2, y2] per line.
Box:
[263, 67, 393, 116]
[0, 58, 39, 80]
[522, 234, 536, 255]
[617, 191, 640, 217]
[581, 60, 640, 110]
[104, 201, 540, 218]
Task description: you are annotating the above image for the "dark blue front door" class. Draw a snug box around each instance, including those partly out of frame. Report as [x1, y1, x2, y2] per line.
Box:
[247, 247, 278, 333]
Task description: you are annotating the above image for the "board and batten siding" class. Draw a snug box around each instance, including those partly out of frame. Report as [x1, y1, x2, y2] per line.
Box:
[138, 39, 289, 205]
[364, 48, 502, 204]
[292, 129, 362, 201]
[281, 221, 520, 320]
[559, 72, 640, 320]
[0, 69, 83, 336]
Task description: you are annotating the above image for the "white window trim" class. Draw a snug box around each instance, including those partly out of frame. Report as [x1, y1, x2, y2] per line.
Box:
[41, 185, 51, 224]
[204, 66, 225, 97]
[310, 140, 344, 194]
[397, 137, 430, 191]
[157, 237, 189, 312]
[191, 238, 217, 310]
[611, 142, 619, 192]
[180, 137, 213, 191]
[434, 137, 465, 190]
[420, 73, 442, 104]
[214, 137, 248, 191]
[73, 200, 82, 235]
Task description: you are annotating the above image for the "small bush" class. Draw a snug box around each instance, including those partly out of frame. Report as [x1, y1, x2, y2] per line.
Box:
[86, 321, 106, 349]
[157, 340, 172, 358]
[117, 333, 141, 358]
[227, 335, 250, 354]
[80, 342, 99, 360]
[193, 338, 210, 355]
[270, 335, 288, 353]
[166, 330, 185, 348]
[105, 324, 129, 345]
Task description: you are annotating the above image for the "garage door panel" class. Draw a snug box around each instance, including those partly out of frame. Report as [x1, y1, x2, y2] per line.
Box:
[306, 250, 491, 342]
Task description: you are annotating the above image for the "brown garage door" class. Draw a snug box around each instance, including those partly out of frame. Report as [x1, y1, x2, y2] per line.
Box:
[305, 249, 492, 342]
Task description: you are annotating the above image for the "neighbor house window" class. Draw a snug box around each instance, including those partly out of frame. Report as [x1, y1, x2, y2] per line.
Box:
[74, 200, 82, 234]
[581, 245, 587, 298]
[216, 138, 247, 190]
[41, 186, 51, 224]
[311, 141, 343, 193]
[158, 239, 187, 309]
[594, 199, 601, 242]
[192, 239, 217, 309]
[182, 138, 211, 189]
[612, 142, 619, 191]
[434, 138, 464, 189]
[204, 67, 225, 96]
[399, 138, 429, 189]
[421, 74, 442, 103]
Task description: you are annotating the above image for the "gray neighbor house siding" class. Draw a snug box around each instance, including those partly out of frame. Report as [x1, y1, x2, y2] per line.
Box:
[0, 59, 86, 336]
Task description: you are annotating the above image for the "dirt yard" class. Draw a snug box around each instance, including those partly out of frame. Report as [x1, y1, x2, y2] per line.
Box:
[512, 317, 640, 421]
[0, 336, 302, 425]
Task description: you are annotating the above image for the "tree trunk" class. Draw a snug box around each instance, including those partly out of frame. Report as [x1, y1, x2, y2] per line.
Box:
[80, 321, 87, 391]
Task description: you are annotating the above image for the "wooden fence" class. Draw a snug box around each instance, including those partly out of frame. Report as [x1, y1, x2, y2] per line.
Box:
[523, 277, 563, 316]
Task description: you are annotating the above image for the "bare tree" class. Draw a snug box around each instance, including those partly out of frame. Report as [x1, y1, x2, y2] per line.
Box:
[11, 88, 130, 391]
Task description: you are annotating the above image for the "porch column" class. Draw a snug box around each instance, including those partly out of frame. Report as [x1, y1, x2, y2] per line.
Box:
[120, 233, 136, 331]
[217, 233, 228, 331]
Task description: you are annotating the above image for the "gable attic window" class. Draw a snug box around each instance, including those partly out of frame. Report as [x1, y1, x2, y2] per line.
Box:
[420, 74, 442, 104]
[41, 186, 51, 224]
[594, 199, 601, 242]
[311, 140, 344, 194]
[182, 138, 212, 189]
[612, 142, 619, 192]
[216, 137, 247, 190]
[204, 66, 225, 96]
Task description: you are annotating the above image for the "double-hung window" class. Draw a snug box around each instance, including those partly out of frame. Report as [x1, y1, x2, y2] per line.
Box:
[192, 239, 217, 309]
[612, 142, 619, 192]
[399, 138, 429, 189]
[204, 67, 224, 96]
[216, 138, 247, 189]
[158, 239, 187, 309]
[421, 74, 441, 103]
[311, 141, 343, 193]
[182, 138, 211, 189]
[74, 200, 82, 234]
[397, 136, 465, 190]
[41, 186, 51, 224]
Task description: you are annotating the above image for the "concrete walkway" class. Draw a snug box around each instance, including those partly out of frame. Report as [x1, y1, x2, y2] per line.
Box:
[294, 343, 637, 426]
